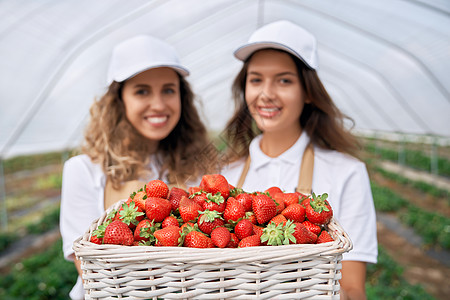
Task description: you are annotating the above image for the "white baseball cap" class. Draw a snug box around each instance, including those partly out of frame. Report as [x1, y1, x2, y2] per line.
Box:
[234, 20, 319, 70]
[107, 35, 189, 85]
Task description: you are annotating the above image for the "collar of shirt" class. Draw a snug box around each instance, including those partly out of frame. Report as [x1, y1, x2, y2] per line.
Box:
[249, 132, 311, 171]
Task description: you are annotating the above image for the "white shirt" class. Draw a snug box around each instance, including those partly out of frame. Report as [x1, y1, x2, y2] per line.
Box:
[221, 133, 378, 264]
[60, 154, 199, 299]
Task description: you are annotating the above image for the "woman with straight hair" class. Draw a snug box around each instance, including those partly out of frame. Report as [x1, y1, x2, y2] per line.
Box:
[221, 20, 377, 299]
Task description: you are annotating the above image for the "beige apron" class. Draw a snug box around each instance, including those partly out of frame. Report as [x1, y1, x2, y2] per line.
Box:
[236, 143, 314, 195]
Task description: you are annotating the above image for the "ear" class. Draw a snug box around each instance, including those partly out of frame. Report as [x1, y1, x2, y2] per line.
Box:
[304, 97, 312, 104]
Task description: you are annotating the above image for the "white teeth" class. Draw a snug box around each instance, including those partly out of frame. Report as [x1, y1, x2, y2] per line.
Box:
[146, 116, 167, 123]
[260, 107, 279, 112]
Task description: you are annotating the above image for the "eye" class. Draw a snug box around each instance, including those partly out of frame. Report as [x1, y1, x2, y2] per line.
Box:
[247, 77, 262, 84]
[135, 88, 149, 96]
[163, 87, 176, 94]
[279, 78, 292, 84]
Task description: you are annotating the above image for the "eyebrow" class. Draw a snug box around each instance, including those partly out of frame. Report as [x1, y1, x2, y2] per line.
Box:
[248, 71, 297, 77]
[132, 82, 178, 88]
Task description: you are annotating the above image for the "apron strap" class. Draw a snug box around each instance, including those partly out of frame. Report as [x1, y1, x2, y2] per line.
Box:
[236, 156, 251, 189]
[296, 143, 314, 195]
[104, 179, 146, 210]
[236, 143, 314, 194]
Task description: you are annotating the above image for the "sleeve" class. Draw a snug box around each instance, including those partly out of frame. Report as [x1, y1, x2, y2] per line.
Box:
[59, 156, 103, 261]
[337, 162, 378, 264]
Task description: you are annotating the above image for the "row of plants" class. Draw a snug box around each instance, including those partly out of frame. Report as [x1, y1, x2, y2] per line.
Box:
[0, 239, 78, 300]
[1, 150, 78, 175]
[373, 166, 449, 201]
[364, 141, 450, 177]
[0, 206, 60, 253]
[371, 181, 450, 250]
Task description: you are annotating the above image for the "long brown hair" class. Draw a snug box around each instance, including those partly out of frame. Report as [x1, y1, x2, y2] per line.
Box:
[82, 74, 216, 188]
[224, 49, 360, 162]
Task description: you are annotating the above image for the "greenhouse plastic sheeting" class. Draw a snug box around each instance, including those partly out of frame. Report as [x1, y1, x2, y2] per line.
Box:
[0, 0, 449, 159]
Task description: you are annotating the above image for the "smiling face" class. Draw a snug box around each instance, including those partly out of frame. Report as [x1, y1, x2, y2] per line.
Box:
[245, 49, 307, 138]
[121, 67, 181, 146]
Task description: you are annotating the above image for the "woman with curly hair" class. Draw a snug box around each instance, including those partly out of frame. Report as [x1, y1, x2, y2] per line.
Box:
[221, 21, 377, 299]
[60, 35, 215, 299]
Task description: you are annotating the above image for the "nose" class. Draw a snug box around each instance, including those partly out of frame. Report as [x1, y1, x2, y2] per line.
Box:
[149, 93, 165, 110]
[260, 81, 275, 101]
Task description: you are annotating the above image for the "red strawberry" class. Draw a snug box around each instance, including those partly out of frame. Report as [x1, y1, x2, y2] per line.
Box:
[189, 190, 208, 207]
[130, 190, 147, 211]
[183, 231, 212, 248]
[162, 215, 180, 228]
[202, 193, 226, 213]
[145, 197, 172, 222]
[153, 226, 181, 247]
[252, 224, 264, 238]
[245, 212, 258, 224]
[115, 200, 145, 229]
[90, 224, 106, 244]
[302, 220, 322, 236]
[317, 230, 334, 243]
[188, 186, 202, 196]
[197, 210, 224, 234]
[90, 235, 103, 244]
[226, 233, 240, 248]
[234, 219, 254, 240]
[270, 214, 288, 226]
[272, 193, 286, 214]
[238, 235, 261, 248]
[211, 227, 231, 248]
[103, 220, 134, 246]
[134, 219, 158, 243]
[180, 222, 196, 234]
[146, 180, 169, 199]
[284, 221, 317, 244]
[235, 193, 253, 212]
[299, 194, 311, 207]
[264, 186, 283, 197]
[252, 194, 277, 224]
[223, 197, 246, 223]
[305, 193, 333, 225]
[281, 203, 306, 223]
[167, 187, 188, 211]
[179, 196, 202, 223]
[282, 193, 301, 207]
[199, 174, 230, 199]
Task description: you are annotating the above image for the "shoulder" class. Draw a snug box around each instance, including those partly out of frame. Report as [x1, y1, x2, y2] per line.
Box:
[314, 147, 366, 172]
[63, 154, 104, 184]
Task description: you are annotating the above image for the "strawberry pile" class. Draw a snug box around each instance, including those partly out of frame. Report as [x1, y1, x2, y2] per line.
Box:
[90, 174, 335, 248]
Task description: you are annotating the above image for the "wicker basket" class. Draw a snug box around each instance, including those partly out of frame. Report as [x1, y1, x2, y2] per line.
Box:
[73, 200, 352, 299]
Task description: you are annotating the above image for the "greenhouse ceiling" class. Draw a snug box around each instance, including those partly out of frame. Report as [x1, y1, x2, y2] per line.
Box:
[0, 0, 449, 159]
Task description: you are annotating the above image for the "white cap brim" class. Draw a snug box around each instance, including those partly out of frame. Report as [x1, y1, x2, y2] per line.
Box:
[234, 41, 317, 70]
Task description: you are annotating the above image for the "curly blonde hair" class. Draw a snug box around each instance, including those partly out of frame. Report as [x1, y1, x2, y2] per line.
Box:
[82, 75, 216, 189]
[224, 50, 360, 162]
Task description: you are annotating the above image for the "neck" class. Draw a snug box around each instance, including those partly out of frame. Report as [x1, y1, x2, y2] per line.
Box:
[259, 127, 302, 158]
